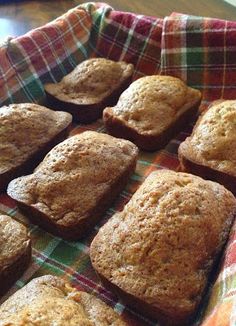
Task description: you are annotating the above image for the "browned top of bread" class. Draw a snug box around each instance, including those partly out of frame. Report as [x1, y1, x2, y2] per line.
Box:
[0, 214, 30, 270]
[44, 58, 134, 105]
[7, 131, 138, 228]
[0, 275, 126, 325]
[0, 103, 72, 175]
[90, 170, 236, 322]
[104, 75, 201, 135]
[179, 100, 236, 176]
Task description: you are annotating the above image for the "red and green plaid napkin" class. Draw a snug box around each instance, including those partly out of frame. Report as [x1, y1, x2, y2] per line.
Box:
[0, 2, 236, 325]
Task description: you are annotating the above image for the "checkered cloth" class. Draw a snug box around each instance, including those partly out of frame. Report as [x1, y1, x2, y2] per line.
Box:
[161, 12, 236, 111]
[0, 2, 236, 325]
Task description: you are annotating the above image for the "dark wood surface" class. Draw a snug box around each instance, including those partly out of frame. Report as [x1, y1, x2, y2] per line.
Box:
[1, 0, 236, 42]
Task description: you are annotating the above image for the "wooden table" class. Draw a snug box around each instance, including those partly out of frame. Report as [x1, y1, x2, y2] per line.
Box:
[1, 0, 236, 42]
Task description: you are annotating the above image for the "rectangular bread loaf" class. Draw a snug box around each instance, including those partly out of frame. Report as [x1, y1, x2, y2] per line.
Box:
[0, 214, 31, 296]
[103, 75, 201, 151]
[0, 103, 72, 192]
[90, 170, 236, 325]
[7, 131, 138, 240]
[44, 58, 134, 123]
[178, 99, 236, 195]
[0, 275, 127, 325]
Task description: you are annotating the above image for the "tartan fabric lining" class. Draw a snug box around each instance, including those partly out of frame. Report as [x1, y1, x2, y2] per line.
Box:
[0, 2, 236, 325]
[160, 12, 236, 111]
[82, 4, 163, 79]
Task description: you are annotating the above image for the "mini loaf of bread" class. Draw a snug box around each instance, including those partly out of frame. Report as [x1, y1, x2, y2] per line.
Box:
[103, 75, 201, 151]
[0, 275, 127, 325]
[0, 103, 72, 192]
[178, 99, 236, 195]
[7, 131, 138, 240]
[90, 170, 236, 325]
[0, 214, 31, 296]
[44, 58, 134, 123]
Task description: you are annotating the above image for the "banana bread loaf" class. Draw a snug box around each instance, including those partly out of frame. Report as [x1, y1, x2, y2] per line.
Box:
[90, 170, 236, 325]
[0, 214, 31, 296]
[7, 131, 138, 240]
[0, 275, 127, 325]
[0, 103, 72, 192]
[178, 99, 236, 195]
[44, 58, 134, 123]
[103, 75, 201, 151]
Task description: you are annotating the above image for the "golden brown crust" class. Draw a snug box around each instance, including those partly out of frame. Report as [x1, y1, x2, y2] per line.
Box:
[0, 103, 72, 192]
[0, 214, 31, 296]
[90, 170, 236, 325]
[178, 100, 236, 193]
[103, 75, 201, 151]
[45, 58, 134, 123]
[0, 275, 127, 325]
[7, 131, 138, 240]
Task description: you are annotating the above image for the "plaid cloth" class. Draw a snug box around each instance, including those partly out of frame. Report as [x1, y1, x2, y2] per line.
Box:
[0, 2, 236, 325]
[161, 12, 236, 111]
[0, 40, 43, 104]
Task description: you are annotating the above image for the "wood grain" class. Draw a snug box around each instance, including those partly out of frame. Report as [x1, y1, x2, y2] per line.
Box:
[0, 0, 236, 42]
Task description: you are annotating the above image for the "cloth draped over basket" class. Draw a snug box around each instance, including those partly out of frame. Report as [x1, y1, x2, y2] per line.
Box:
[0, 2, 236, 325]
